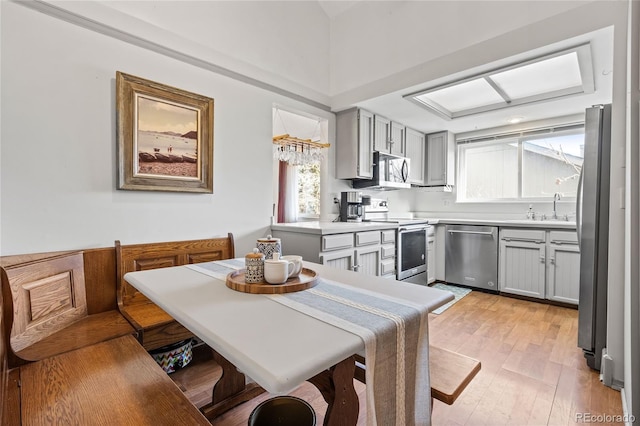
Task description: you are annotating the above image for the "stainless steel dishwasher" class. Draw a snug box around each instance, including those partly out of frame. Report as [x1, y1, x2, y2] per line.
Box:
[445, 224, 499, 291]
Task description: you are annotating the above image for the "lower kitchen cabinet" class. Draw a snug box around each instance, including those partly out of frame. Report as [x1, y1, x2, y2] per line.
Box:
[271, 227, 396, 278]
[427, 226, 436, 284]
[499, 229, 547, 299]
[547, 231, 580, 304]
[355, 244, 381, 275]
[320, 247, 355, 270]
[499, 228, 580, 304]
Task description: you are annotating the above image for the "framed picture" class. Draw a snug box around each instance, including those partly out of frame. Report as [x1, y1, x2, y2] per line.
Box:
[116, 71, 214, 193]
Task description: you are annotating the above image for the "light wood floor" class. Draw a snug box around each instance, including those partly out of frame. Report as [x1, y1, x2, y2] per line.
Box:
[170, 290, 623, 425]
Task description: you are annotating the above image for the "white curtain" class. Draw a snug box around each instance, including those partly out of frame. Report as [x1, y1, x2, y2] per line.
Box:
[282, 162, 298, 223]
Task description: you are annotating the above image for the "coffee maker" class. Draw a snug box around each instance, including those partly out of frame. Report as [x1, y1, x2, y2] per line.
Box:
[339, 191, 364, 222]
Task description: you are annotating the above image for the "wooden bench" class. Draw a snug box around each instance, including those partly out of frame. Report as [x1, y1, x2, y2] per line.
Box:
[0, 250, 136, 368]
[0, 262, 210, 426]
[115, 234, 235, 350]
[354, 346, 481, 406]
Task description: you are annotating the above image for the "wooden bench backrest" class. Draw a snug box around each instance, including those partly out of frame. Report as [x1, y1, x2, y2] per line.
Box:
[116, 234, 235, 307]
[0, 252, 88, 354]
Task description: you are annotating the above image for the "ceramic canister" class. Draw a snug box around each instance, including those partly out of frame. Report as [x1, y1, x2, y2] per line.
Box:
[245, 248, 265, 283]
[256, 235, 281, 260]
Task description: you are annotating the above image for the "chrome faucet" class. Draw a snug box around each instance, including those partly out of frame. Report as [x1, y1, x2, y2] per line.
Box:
[552, 193, 561, 219]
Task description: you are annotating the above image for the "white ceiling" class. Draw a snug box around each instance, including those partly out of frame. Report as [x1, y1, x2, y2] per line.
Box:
[354, 26, 614, 136]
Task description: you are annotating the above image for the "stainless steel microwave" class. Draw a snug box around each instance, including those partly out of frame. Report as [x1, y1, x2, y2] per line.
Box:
[353, 151, 411, 190]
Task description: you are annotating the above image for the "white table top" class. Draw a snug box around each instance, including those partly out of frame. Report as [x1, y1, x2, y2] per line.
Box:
[124, 261, 454, 394]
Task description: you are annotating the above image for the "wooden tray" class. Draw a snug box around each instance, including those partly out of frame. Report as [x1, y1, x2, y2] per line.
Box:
[226, 268, 318, 294]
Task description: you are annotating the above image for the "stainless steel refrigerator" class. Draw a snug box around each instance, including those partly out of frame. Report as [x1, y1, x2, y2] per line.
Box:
[577, 104, 611, 371]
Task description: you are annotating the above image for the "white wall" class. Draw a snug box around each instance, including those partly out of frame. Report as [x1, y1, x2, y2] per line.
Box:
[102, 0, 332, 101]
[0, 1, 334, 257]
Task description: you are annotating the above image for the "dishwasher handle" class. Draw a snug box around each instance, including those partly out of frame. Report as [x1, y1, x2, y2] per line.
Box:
[448, 229, 495, 236]
[501, 237, 545, 244]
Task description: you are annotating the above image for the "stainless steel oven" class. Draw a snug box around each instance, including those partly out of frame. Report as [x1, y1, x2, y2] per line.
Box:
[363, 198, 430, 284]
[397, 223, 429, 283]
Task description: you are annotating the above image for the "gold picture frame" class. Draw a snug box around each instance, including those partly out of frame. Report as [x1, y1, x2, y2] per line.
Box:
[116, 72, 214, 193]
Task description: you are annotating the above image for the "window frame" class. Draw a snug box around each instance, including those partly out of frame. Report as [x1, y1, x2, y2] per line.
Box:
[456, 127, 584, 203]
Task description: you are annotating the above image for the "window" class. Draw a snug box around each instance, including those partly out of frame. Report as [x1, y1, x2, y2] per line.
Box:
[404, 44, 594, 119]
[272, 107, 327, 221]
[457, 128, 584, 201]
[297, 163, 320, 215]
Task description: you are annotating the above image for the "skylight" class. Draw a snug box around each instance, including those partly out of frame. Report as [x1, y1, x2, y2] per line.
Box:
[405, 44, 594, 119]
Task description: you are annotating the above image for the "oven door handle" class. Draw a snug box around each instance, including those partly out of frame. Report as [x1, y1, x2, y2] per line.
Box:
[398, 226, 429, 232]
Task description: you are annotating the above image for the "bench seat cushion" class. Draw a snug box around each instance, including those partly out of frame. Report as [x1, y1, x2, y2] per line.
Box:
[15, 310, 135, 362]
[19, 334, 210, 425]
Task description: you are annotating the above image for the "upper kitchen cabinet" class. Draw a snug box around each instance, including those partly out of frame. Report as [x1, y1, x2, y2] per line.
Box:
[336, 108, 374, 179]
[426, 131, 455, 186]
[374, 115, 405, 156]
[404, 127, 426, 185]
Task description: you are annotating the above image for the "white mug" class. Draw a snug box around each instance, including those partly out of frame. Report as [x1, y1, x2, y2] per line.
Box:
[264, 253, 294, 284]
[281, 255, 303, 278]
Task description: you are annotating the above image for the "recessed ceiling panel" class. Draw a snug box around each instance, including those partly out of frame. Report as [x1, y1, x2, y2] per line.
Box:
[490, 52, 583, 100]
[404, 44, 594, 120]
[417, 78, 505, 113]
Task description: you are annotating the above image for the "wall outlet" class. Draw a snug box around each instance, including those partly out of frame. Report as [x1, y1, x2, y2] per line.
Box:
[443, 199, 451, 206]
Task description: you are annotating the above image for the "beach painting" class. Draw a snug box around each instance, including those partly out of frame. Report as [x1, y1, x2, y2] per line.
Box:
[135, 95, 200, 180]
[117, 71, 214, 193]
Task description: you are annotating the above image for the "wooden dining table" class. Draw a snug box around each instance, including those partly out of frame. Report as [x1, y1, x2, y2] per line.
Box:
[124, 259, 454, 425]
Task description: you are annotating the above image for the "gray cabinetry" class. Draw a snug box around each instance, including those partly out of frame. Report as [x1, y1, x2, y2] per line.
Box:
[547, 231, 580, 304]
[499, 229, 546, 299]
[380, 229, 397, 278]
[374, 115, 405, 156]
[427, 226, 435, 284]
[404, 127, 426, 185]
[336, 108, 374, 179]
[499, 228, 580, 304]
[271, 228, 396, 277]
[426, 131, 455, 186]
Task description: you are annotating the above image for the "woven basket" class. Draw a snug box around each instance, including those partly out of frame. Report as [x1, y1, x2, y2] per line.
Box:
[149, 339, 193, 374]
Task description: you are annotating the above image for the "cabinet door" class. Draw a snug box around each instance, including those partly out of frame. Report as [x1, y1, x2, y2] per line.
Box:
[405, 127, 426, 185]
[320, 248, 355, 271]
[358, 109, 374, 178]
[499, 240, 546, 298]
[426, 131, 454, 186]
[374, 115, 391, 154]
[355, 245, 380, 276]
[547, 243, 580, 304]
[389, 121, 405, 156]
[427, 237, 435, 284]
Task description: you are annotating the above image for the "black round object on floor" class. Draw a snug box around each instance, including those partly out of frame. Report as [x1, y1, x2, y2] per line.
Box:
[248, 396, 316, 426]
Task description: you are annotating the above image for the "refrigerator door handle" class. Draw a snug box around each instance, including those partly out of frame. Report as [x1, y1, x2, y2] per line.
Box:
[576, 166, 584, 250]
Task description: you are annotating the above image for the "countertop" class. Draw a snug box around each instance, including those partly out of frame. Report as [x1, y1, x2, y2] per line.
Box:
[270, 218, 576, 235]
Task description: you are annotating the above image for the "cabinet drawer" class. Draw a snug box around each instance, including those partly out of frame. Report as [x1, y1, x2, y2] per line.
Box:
[381, 258, 396, 276]
[381, 230, 396, 244]
[381, 245, 395, 259]
[355, 231, 381, 246]
[500, 228, 546, 243]
[549, 230, 578, 245]
[322, 233, 354, 251]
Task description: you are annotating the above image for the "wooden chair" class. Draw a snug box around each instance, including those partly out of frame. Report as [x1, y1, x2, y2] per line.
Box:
[115, 234, 235, 350]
